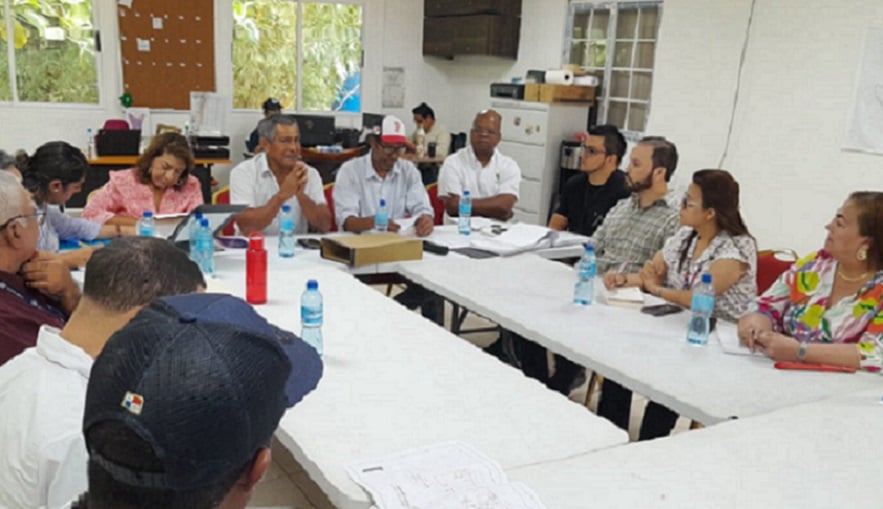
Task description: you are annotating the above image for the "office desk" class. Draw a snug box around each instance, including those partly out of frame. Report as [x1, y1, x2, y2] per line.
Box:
[508, 388, 883, 509]
[209, 260, 628, 509]
[69, 156, 232, 207]
[396, 253, 882, 425]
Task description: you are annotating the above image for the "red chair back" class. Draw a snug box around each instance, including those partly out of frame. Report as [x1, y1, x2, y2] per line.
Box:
[426, 183, 444, 225]
[324, 183, 337, 232]
[756, 249, 797, 294]
[212, 186, 236, 236]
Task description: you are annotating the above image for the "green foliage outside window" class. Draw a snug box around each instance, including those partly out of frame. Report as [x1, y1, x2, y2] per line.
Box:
[232, 1, 362, 112]
[0, 0, 98, 103]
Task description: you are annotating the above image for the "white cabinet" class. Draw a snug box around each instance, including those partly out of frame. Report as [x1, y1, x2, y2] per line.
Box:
[491, 99, 590, 225]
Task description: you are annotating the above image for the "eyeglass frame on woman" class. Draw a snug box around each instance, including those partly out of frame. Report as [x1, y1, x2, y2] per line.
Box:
[680, 196, 702, 209]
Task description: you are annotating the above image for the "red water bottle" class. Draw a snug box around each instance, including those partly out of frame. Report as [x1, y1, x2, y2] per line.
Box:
[246, 232, 267, 304]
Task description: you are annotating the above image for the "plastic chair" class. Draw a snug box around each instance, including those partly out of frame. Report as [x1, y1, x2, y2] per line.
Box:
[756, 249, 798, 294]
[426, 182, 444, 226]
[324, 182, 337, 232]
[450, 132, 467, 154]
[212, 185, 236, 236]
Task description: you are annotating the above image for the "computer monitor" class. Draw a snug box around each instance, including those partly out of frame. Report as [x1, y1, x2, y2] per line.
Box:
[293, 114, 336, 147]
[362, 113, 384, 133]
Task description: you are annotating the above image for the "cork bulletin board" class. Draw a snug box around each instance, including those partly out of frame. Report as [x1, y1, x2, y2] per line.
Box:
[118, 0, 215, 110]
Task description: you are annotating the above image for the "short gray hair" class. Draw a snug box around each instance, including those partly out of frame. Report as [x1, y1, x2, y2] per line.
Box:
[0, 150, 15, 171]
[257, 114, 299, 143]
[0, 170, 24, 225]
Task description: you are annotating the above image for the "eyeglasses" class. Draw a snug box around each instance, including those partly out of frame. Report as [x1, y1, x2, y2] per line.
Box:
[380, 145, 407, 156]
[583, 146, 607, 156]
[681, 197, 701, 209]
[0, 210, 44, 231]
[471, 128, 500, 137]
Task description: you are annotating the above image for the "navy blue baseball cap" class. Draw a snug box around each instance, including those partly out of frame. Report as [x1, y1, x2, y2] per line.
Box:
[83, 293, 322, 490]
[262, 97, 282, 113]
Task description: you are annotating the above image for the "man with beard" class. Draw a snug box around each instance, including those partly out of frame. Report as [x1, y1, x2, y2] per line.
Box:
[517, 136, 680, 396]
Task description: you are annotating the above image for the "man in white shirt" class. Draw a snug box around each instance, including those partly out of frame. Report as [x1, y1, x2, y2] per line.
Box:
[0, 237, 204, 509]
[231, 114, 332, 235]
[333, 115, 434, 237]
[437, 109, 521, 221]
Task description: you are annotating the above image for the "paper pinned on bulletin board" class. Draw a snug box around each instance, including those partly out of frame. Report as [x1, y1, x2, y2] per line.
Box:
[844, 27, 883, 156]
[189, 92, 225, 135]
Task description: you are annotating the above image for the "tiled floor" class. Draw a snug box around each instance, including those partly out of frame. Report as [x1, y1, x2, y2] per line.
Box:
[249, 287, 690, 508]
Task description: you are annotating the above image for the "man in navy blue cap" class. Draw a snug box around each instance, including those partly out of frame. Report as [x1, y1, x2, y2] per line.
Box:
[69, 293, 323, 509]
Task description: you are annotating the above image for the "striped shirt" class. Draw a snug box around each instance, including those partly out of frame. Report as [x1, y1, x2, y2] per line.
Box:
[589, 195, 679, 274]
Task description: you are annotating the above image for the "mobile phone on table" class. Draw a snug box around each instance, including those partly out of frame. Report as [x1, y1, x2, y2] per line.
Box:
[297, 238, 322, 250]
[215, 236, 249, 249]
[640, 303, 684, 317]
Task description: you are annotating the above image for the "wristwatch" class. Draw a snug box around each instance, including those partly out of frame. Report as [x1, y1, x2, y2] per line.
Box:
[796, 341, 809, 362]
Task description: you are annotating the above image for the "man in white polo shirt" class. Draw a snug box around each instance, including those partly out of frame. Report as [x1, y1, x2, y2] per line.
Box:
[231, 114, 332, 235]
[437, 109, 521, 221]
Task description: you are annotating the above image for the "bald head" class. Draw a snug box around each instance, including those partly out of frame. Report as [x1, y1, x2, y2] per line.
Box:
[470, 109, 502, 162]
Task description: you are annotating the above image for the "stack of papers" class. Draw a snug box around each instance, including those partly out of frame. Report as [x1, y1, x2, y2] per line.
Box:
[469, 224, 556, 256]
[347, 441, 547, 509]
[601, 285, 646, 308]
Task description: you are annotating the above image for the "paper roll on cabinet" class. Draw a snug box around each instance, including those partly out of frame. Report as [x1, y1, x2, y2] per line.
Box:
[423, 0, 521, 59]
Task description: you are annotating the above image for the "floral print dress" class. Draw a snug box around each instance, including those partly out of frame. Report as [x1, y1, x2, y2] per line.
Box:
[751, 250, 883, 372]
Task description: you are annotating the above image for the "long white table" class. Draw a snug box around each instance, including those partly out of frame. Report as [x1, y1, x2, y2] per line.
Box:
[211, 255, 627, 509]
[396, 253, 882, 424]
[506, 388, 883, 508]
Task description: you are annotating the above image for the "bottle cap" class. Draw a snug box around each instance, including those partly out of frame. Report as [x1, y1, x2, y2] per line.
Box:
[379, 199, 386, 207]
[701, 273, 712, 284]
[200, 218, 210, 227]
[248, 232, 264, 250]
[463, 190, 470, 197]
[143, 211, 153, 218]
[195, 212, 203, 220]
[584, 244, 594, 252]
[281, 204, 291, 213]
[306, 279, 318, 290]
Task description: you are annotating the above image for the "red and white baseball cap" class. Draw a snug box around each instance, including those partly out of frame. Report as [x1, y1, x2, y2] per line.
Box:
[381, 115, 414, 149]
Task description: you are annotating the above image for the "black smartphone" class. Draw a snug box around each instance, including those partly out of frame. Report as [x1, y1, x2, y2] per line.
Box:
[297, 238, 322, 250]
[640, 304, 685, 317]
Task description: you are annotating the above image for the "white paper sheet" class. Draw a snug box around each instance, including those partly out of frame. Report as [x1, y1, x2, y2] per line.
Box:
[716, 321, 763, 356]
[347, 442, 547, 509]
[600, 285, 645, 308]
[469, 224, 555, 256]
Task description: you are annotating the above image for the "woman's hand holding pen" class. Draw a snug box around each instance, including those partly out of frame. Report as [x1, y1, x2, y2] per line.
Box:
[737, 313, 774, 352]
[602, 261, 632, 290]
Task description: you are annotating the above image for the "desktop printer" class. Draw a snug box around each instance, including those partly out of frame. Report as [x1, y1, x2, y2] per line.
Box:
[189, 135, 230, 159]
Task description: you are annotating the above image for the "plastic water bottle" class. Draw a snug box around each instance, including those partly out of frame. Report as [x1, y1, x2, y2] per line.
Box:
[279, 204, 296, 258]
[85, 128, 95, 159]
[300, 279, 323, 356]
[687, 273, 715, 346]
[573, 245, 596, 305]
[375, 199, 389, 232]
[188, 212, 203, 260]
[136, 211, 154, 237]
[458, 190, 472, 235]
[415, 124, 427, 157]
[196, 218, 215, 275]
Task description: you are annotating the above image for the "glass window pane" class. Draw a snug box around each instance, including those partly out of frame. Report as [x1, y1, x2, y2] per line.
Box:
[610, 71, 630, 98]
[572, 12, 590, 40]
[628, 103, 647, 132]
[301, 3, 362, 112]
[0, 5, 9, 101]
[635, 42, 655, 69]
[569, 41, 588, 67]
[590, 10, 609, 39]
[232, 0, 299, 110]
[13, 0, 98, 103]
[588, 41, 607, 68]
[607, 100, 627, 128]
[616, 9, 638, 39]
[639, 6, 659, 39]
[613, 41, 633, 68]
[631, 71, 653, 101]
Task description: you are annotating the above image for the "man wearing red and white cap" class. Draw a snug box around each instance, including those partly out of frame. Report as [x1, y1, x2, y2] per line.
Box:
[333, 115, 434, 237]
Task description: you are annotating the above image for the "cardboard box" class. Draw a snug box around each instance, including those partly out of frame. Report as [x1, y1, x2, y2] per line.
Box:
[524, 84, 595, 103]
[320, 233, 423, 267]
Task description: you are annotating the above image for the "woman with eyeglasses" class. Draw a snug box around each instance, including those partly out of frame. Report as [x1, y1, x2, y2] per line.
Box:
[21, 142, 135, 268]
[599, 169, 757, 440]
[738, 191, 882, 371]
[83, 132, 203, 227]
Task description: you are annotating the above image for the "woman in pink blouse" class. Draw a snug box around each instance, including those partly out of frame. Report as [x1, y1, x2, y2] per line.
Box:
[739, 191, 883, 371]
[83, 133, 203, 226]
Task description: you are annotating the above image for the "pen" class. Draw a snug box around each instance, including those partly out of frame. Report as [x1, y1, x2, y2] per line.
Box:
[615, 260, 631, 287]
[774, 361, 857, 373]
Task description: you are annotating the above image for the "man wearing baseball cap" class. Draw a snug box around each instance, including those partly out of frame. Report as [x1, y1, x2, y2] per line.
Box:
[245, 97, 283, 153]
[332, 115, 434, 237]
[68, 293, 322, 508]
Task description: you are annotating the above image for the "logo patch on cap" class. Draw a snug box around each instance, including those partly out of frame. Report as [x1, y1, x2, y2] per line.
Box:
[121, 391, 144, 415]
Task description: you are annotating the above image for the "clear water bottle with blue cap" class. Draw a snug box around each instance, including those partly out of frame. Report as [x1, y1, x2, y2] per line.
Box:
[196, 218, 215, 275]
[188, 211, 203, 260]
[85, 128, 95, 159]
[573, 244, 596, 305]
[278, 204, 296, 258]
[687, 273, 715, 345]
[137, 211, 154, 237]
[375, 198, 389, 232]
[301, 279, 323, 356]
[458, 190, 472, 235]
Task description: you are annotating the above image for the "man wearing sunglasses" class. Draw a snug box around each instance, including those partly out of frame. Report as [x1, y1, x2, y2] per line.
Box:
[333, 115, 434, 236]
[0, 171, 80, 365]
[548, 124, 630, 236]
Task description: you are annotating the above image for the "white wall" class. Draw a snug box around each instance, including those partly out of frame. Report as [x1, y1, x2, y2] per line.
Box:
[650, 0, 883, 255]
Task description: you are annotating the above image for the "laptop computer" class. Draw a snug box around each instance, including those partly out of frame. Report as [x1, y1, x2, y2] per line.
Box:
[166, 204, 247, 249]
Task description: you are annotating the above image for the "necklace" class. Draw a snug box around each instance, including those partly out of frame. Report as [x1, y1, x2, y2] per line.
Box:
[837, 266, 869, 283]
